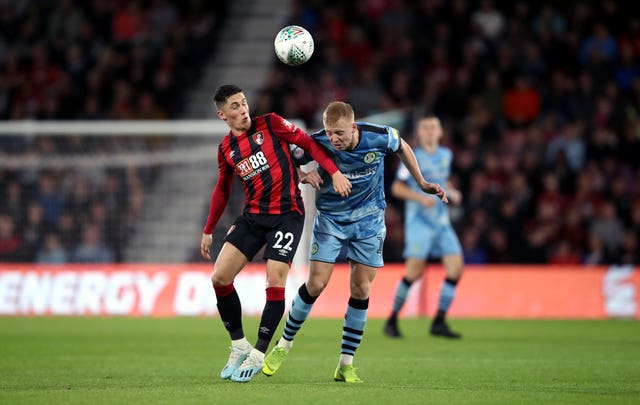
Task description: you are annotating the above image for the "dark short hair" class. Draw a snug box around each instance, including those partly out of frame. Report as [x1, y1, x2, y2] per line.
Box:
[213, 84, 243, 108]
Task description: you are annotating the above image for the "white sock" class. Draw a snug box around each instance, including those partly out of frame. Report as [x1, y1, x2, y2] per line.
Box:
[339, 354, 354, 367]
[251, 348, 265, 361]
[231, 337, 251, 349]
[277, 338, 293, 351]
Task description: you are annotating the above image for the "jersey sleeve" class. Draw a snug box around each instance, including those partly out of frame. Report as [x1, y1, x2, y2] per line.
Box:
[269, 113, 338, 175]
[387, 126, 402, 153]
[203, 145, 234, 234]
[290, 144, 314, 166]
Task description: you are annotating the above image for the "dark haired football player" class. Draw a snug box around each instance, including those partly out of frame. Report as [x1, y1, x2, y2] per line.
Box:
[200, 85, 351, 383]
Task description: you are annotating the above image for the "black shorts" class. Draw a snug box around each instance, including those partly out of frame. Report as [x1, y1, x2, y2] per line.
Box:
[224, 211, 304, 263]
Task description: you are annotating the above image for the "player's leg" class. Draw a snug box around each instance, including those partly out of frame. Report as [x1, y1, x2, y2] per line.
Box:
[334, 260, 378, 383]
[283, 259, 335, 344]
[232, 258, 291, 382]
[233, 212, 303, 382]
[262, 260, 335, 376]
[385, 222, 434, 337]
[384, 258, 426, 337]
[284, 259, 334, 342]
[430, 226, 464, 338]
[335, 218, 383, 383]
[211, 241, 252, 379]
[430, 253, 464, 338]
[264, 213, 343, 377]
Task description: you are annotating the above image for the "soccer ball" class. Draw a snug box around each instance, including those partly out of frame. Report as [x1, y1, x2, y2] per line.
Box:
[274, 25, 314, 66]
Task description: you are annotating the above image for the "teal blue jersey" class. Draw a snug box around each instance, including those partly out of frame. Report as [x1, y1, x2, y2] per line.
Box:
[398, 146, 452, 228]
[296, 122, 401, 222]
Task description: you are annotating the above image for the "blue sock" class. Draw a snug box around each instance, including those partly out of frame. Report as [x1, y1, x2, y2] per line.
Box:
[437, 278, 457, 315]
[391, 277, 413, 318]
[341, 298, 368, 355]
[282, 284, 316, 341]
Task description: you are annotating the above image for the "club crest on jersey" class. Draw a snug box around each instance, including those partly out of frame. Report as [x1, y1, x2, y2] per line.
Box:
[364, 152, 376, 164]
[252, 131, 264, 145]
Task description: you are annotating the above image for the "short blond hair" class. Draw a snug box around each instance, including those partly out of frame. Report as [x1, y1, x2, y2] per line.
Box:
[323, 101, 355, 126]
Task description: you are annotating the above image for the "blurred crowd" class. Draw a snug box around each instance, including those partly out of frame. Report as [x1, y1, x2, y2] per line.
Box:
[258, 0, 639, 265]
[1, 0, 639, 266]
[0, 0, 226, 262]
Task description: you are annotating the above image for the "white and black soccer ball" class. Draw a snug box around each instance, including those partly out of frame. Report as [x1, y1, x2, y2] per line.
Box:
[274, 25, 314, 66]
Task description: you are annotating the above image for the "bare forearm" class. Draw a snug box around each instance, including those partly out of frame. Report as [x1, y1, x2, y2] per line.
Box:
[397, 139, 427, 184]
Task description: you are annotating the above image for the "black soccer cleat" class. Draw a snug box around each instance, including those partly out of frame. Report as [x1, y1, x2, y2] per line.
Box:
[430, 321, 462, 339]
[384, 318, 403, 338]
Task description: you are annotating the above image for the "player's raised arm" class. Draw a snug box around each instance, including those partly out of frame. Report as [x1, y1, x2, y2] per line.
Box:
[271, 113, 352, 197]
[396, 138, 448, 203]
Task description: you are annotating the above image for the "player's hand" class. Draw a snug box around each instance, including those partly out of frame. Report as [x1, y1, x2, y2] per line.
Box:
[300, 170, 323, 190]
[420, 181, 448, 203]
[200, 233, 213, 260]
[331, 171, 352, 197]
[448, 188, 462, 205]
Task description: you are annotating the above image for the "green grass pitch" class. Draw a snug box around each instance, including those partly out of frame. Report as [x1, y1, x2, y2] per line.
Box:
[1, 317, 638, 404]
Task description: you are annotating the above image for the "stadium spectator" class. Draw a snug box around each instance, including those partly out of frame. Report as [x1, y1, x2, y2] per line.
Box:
[503, 75, 541, 126]
[590, 201, 626, 261]
[460, 227, 487, 264]
[71, 223, 114, 263]
[472, 0, 505, 41]
[20, 201, 47, 261]
[36, 232, 67, 264]
[0, 214, 22, 262]
[36, 171, 65, 225]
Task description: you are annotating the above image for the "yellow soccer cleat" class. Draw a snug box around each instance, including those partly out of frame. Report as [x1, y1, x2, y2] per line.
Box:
[333, 365, 363, 383]
[262, 346, 288, 376]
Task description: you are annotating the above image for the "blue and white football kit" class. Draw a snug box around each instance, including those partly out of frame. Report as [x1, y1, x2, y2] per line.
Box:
[397, 146, 462, 259]
[297, 122, 401, 267]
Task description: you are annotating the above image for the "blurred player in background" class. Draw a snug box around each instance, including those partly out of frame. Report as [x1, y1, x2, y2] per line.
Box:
[384, 114, 464, 339]
[262, 102, 447, 383]
[200, 85, 351, 383]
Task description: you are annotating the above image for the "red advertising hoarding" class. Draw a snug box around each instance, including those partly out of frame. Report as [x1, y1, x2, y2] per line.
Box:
[0, 264, 637, 318]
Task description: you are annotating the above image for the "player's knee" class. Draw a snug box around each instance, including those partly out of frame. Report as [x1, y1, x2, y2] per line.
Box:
[265, 274, 286, 288]
[306, 279, 327, 296]
[211, 271, 232, 287]
[450, 263, 464, 279]
[405, 272, 422, 283]
[350, 282, 371, 299]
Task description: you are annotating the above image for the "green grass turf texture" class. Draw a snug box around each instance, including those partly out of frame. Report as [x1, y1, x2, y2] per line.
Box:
[0, 317, 638, 404]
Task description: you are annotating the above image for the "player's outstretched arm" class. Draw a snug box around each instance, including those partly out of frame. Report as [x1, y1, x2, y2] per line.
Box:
[397, 139, 448, 203]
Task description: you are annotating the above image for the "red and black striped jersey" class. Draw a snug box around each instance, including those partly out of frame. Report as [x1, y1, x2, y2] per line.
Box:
[204, 113, 339, 234]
